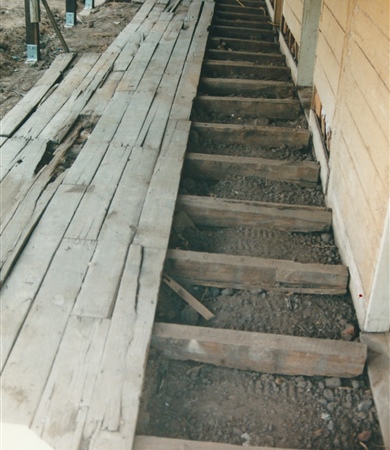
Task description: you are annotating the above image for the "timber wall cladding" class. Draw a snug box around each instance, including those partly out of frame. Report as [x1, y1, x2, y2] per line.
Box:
[326, 0, 389, 297]
[282, 0, 303, 46]
[311, 0, 389, 322]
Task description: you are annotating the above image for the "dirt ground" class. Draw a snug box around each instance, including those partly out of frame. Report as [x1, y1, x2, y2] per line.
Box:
[0, 2, 384, 449]
[0, 0, 140, 118]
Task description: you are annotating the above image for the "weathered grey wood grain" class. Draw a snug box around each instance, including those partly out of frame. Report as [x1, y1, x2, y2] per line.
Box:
[152, 323, 367, 377]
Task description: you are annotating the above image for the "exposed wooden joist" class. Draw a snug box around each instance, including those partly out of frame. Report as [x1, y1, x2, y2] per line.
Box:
[209, 36, 279, 53]
[195, 95, 301, 119]
[184, 153, 319, 187]
[215, 11, 271, 23]
[217, 0, 267, 7]
[134, 435, 298, 450]
[152, 323, 367, 378]
[176, 195, 332, 232]
[191, 122, 310, 149]
[216, 4, 270, 16]
[199, 77, 294, 98]
[203, 60, 291, 81]
[206, 49, 285, 65]
[210, 25, 274, 42]
[165, 249, 349, 295]
[214, 18, 273, 31]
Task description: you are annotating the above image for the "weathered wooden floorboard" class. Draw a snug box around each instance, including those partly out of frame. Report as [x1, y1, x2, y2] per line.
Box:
[116, 11, 175, 93]
[184, 153, 319, 187]
[0, 174, 63, 287]
[206, 48, 285, 65]
[165, 249, 349, 294]
[0, 138, 31, 182]
[195, 95, 301, 119]
[112, 11, 183, 146]
[64, 10, 176, 185]
[203, 60, 291, 81]
[81, 70, 125, 116]
[0, 139, 49, 229]
[152, 323, 367, 377]
[113, 3, 166, 71]
[71, 145, 152, 318]
[14, 54, 101, 140]
[191, 122, 310, 148]
[0, 185, 86, 371]
[170, 0, 215, 120]
[0, 53, 75, 138]
[82, 246, 166, 450]
[31, 315, 110, 449]
[65, 144, 133, 240]
[134, 121, 191, 248]
[1, 238, 96, 424]
[134, 436, 297, 450]
[176, 195, 332, 232]
[106, 0, 159, 53]
[199, 77, 294, 98]
[208, 36, 279, 53]
[39, 52, 117, 143]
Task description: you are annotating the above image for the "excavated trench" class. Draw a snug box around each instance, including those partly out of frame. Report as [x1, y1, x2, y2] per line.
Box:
[136, 1, 384, 448]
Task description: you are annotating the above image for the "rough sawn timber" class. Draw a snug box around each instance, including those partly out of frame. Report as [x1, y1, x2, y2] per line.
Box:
[184, 152, 319, 187]
[0, 53, 75, 137]
[191, 122, 310, 148]
[151, 323, 367, 378]
[176, 195, 332, 232]
[195, 95, 301, 119]
[165, 249, 349, 294]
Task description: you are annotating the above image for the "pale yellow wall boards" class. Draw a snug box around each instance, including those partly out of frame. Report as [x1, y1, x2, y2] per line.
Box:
[277, 0, 390, 331]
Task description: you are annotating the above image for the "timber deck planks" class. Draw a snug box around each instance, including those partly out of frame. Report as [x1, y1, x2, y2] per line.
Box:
[0, 1, 214, 448]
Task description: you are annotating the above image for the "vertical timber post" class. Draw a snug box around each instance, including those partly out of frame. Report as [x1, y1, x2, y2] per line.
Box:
[25, 0, 40, 62]
[296, 0, 322, 87]
[65, 0, 77, 27]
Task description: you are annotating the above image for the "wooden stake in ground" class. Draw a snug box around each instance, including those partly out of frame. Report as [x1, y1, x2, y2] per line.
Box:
[25, 0, 40, 61]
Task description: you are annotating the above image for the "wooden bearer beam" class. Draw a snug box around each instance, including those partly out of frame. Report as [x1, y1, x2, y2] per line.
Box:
[209, 37, 279, 53]
[206, 49, 285, 66]
[152, 323, 367, 378]
[216, 4, 270, 16]
[215, 11, 271, 23]
[210, 25, 274, 42]
[200, 77, 294, 98]
[191, 122, 310, 149]
[165, 249, 349, 295]
[203, 60, 291, 81]
[184, 153, 318, 187]
[176, 195, 332, 232]
[217, 0, 267, 7]
[195, 95, 301, 120]
[214, 19, 273, 31]
[134, 435, 298, 450]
